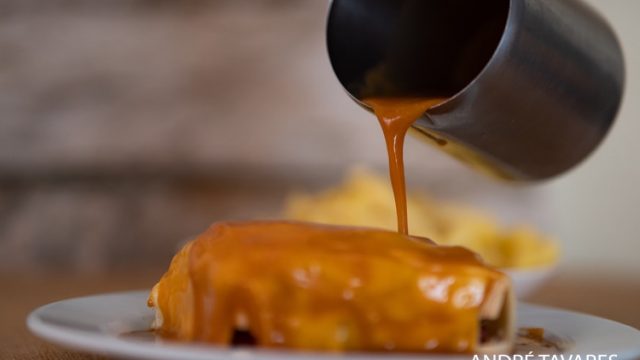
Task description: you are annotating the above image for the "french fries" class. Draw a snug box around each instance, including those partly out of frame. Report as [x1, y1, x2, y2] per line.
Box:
[284, 169, 558, 269]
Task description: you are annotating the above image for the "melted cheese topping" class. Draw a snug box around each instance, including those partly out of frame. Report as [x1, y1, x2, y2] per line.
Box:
[149, 221, 512, 353]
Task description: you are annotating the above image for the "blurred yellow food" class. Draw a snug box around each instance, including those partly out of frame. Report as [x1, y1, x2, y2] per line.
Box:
[284, 169, 558, 269]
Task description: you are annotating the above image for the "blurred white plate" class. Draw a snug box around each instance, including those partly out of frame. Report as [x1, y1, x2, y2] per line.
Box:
[505, 266, 556, 299]
[28, 291, 640, 360]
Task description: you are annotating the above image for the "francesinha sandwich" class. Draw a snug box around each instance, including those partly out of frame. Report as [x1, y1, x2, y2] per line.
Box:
[148, 221, 515, 354]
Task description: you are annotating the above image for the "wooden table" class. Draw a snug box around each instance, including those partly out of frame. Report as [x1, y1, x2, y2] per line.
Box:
[0, 271, 159, 360]
[1, 269, 638, 360]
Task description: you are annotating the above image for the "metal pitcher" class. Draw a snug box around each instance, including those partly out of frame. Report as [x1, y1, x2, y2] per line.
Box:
[327, 0, 625, 180]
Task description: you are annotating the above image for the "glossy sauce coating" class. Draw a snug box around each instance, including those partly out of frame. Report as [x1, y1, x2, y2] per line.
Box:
[364, 98, 446, 234]
[149, 221, 508, 353]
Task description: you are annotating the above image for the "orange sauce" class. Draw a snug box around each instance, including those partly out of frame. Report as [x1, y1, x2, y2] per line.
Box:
[364, 98, 446, 234]
[147, 98, 516, 354]
[149, 221, 508, 353]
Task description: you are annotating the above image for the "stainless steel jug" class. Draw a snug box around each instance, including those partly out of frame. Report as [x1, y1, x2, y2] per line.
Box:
[327, 0, 625, 180]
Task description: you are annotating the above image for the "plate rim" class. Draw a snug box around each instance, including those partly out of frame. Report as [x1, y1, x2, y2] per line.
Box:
[27, 290, 640, 360]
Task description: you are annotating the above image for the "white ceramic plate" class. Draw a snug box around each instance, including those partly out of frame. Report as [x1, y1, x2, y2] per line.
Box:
[28, 291, 640, 360]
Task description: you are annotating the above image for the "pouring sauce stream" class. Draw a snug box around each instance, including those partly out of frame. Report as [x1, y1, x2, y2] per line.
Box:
[363, 98, 446, 234]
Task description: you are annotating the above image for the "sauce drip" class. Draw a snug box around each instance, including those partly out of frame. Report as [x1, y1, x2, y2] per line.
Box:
[364, 98, 446, 234]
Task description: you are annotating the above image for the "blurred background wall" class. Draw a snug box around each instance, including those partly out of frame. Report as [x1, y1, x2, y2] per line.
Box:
[546, 0, 640, 275]
[0, 0, 636, 275]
